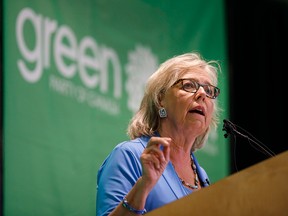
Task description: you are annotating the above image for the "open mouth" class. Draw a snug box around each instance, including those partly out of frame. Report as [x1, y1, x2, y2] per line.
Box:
[189, 108, 205, 116]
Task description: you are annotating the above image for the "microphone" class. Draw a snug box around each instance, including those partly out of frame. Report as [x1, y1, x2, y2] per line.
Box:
[222, 119, 276, 158]
[222, 119, 238, 138]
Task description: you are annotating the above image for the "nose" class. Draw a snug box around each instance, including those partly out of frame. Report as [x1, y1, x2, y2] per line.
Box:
[195, 86, 206, 100]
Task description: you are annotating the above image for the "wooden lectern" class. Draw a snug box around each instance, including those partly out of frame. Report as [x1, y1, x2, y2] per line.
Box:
[146, 150, 288, 216]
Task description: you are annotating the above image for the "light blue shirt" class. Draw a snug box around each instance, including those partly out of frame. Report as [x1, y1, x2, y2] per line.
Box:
[96, 135, 210, 216]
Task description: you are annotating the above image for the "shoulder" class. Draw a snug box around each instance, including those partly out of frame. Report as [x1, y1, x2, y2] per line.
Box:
[97, 136, 151, 182]
[100, 135, 150, 166]
[113, 135, 150, 154]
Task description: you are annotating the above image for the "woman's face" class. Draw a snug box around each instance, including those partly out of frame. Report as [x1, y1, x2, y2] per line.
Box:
[161, 69, 215, 135]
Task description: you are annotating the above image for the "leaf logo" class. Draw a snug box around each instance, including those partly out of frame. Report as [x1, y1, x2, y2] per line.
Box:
[125, 45, 159, 113]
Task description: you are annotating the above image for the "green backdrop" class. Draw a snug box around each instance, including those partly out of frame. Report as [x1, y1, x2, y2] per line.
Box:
[3, 0, 229, 215]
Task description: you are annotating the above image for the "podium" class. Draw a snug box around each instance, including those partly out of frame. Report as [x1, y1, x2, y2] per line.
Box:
[146, 150, 288, 216]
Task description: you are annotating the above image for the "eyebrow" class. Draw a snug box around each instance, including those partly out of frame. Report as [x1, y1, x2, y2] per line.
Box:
[181, 78, 212, 85]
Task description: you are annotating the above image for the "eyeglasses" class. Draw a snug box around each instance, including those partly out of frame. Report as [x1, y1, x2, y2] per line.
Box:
[173, 79, 220, 99]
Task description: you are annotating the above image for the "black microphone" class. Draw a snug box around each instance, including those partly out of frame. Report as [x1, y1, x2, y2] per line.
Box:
[222, 119, 238, 138]
[222, 119, 275, 158]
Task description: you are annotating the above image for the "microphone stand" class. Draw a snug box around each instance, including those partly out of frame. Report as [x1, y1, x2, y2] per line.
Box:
[222, 119, 276, 158]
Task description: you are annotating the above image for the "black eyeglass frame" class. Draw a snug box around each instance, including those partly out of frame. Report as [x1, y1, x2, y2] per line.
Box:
[172, 78, 220, 99]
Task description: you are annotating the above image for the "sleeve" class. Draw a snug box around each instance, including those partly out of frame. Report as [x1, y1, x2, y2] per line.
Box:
[96, 143, 143, 216]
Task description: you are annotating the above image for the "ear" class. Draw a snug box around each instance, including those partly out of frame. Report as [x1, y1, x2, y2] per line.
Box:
[158, 91, 165, 107]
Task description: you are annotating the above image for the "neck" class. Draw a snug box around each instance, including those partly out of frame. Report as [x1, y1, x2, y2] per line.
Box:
[159, 122, 198, 146]
[170, 148, 191, 168]
[158, 129, 195, 155]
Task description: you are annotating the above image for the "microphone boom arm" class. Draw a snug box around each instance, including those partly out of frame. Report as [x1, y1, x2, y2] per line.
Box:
[222, 119, 275, 157]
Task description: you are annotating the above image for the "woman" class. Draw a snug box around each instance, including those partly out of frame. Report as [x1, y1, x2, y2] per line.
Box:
[96, 52, 221, 215]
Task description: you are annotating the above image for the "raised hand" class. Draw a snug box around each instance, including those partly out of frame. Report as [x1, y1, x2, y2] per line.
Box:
[140, 136, 171, 191]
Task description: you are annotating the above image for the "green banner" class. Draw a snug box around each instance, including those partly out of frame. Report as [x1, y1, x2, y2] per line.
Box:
[3, 0, 229, 215]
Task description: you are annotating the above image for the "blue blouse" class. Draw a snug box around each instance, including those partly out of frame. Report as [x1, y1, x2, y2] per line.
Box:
[96, 135, 210, 216]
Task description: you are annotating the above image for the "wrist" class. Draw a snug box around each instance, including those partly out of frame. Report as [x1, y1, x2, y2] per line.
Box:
[122, 197, 147, 215]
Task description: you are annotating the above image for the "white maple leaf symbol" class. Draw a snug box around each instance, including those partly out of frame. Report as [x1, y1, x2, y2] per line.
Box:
[125, 45, 159, 113]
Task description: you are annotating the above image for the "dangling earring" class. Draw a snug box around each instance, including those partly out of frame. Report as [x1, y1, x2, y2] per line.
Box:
[158, 107, 167, 118]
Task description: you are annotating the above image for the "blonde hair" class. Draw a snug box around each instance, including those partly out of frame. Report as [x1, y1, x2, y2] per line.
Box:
[127, 52, 221, 151]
